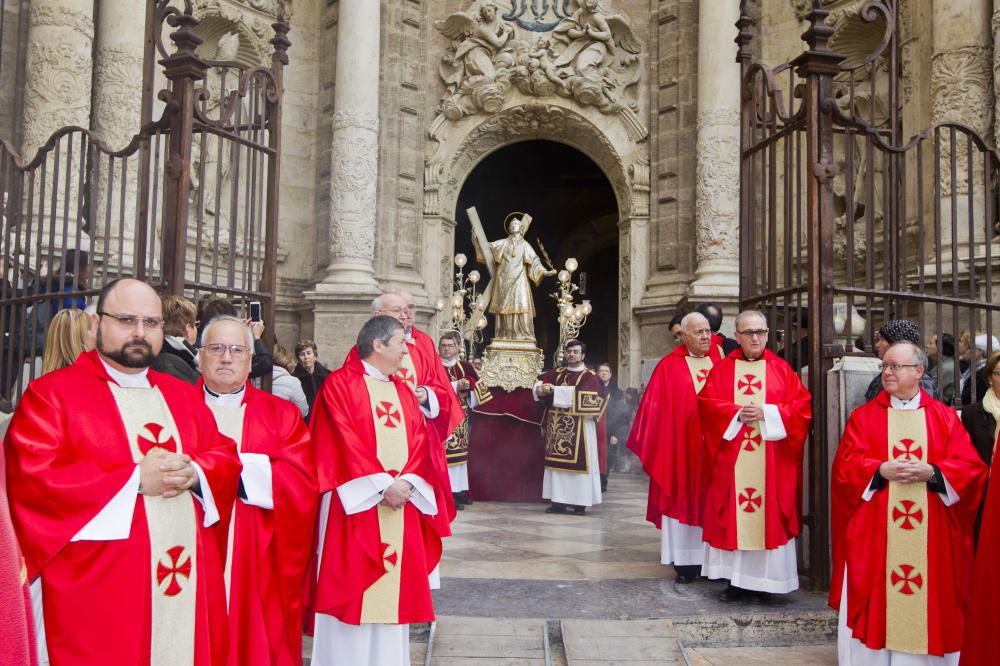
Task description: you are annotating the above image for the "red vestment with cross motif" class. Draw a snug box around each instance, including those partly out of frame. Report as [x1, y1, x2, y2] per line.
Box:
[831, 390, 986, 656]
[4, 350, 240, 665]
[697, 349, 811, 551]
[628, 343, 722, 528]
[198, 380, 318, 666]
[309, 354, 450, 625]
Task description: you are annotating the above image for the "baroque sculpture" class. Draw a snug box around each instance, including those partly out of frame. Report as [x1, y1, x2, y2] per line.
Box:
[466, 207, 554, 390]
[435, 0, 642, 120]
[476, 215, 556, 341]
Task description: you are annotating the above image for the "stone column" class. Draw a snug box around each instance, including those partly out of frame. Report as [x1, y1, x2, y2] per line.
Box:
[91, 0, 146, 271]
[306, 0, 382, 363]
[21, 0, 94, 156]
[321, 0, 381, 292]
[933, 0, 993, 262]
[92, 1, 144, 149]
[689, 0, 741, 307]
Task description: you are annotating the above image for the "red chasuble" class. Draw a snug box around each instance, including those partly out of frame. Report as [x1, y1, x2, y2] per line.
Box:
[831, 390, 986, 657]
[0, 426, 36, 666]
[628, 344, 722, 529]
[199, 380, 318, 666]
[4, 350, 241, 665]
[309, 355, 451, 625]
[697, 349, 811, 551]
[344, 326, 463, 522]
[444, 360, 479, 466]
[962, 435, 1000, 665]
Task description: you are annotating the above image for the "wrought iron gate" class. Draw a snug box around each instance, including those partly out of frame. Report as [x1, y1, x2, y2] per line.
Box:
[739, 0, 1000, 587]
[0, 0, 288, 400]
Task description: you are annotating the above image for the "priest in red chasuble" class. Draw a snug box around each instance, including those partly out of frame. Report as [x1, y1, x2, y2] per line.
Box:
[4, 278, 241, 665]
[698, 309, 811, 601]
[832, 342, 986, 664]
[628, 312, 721, 583]
[198, 316, 318, 666]
[438, 331, 479, 509]
[535, 339, 605, 515]
[962, 434, 1000, 665]
[374, 292, 464, 525]
[310, 316, 450, 666]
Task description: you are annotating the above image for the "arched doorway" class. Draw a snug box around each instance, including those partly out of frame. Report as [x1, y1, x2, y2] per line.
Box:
[454, 140, 619, 366]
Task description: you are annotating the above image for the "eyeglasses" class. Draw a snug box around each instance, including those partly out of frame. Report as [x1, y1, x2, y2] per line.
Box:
[736, 329, 769, 338]
[879, 363, 920, 373]
[99, 312, 164, 329]
[202, 343, 251, 358]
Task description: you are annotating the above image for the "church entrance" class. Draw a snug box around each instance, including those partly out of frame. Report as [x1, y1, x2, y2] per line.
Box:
[455, 140, 619, 368]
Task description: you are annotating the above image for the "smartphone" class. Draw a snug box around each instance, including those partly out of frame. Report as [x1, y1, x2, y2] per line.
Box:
[249, 300, 262, 322]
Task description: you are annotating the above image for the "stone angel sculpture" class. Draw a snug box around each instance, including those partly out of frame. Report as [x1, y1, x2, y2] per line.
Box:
[551, 0, 641, 112]
[435, 1, 515, 119]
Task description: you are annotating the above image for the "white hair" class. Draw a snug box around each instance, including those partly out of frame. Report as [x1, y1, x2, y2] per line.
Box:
[734, 309, 768, 330]
[680, 312, 709, 333]
[201, 315, 254, 350]
[371, 295, 384, 314]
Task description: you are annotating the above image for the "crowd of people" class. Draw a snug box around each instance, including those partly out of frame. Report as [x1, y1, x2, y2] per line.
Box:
[1, 270, 999, 664]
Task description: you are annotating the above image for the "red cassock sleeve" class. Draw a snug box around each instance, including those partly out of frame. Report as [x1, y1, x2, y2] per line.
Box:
[628, 351, 706, 528]
[831, 394, 986, 655]
[962, 434, 1000, 665]
[235, 388, 318, 660]
[308, 367, 450, 624]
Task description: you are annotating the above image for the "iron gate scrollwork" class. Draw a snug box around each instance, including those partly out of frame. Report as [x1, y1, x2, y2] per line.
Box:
[739, 0, 1000, 588]
[0, 0, 288, 401]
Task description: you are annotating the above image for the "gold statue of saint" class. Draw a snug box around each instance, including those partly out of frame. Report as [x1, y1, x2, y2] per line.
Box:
[477, 216, 556, 341]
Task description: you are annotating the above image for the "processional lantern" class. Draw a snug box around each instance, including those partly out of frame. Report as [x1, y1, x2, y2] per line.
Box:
[551, 257, 592, 366]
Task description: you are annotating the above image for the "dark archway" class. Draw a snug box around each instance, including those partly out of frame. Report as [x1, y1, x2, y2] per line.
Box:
[455, 140, 618, 367]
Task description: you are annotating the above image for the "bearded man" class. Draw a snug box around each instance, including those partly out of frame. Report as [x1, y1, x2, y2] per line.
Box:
[5, 278, 241, 664]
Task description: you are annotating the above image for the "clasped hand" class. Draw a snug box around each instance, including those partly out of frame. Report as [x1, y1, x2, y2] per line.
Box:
[139, 449, 198, 498]
[737, 403, 764, 423]
[879, 460, 934, 484]
[381, 479, 414, 510]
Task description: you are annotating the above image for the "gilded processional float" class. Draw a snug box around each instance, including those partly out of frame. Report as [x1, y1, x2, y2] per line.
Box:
[438, 207, 594, 501]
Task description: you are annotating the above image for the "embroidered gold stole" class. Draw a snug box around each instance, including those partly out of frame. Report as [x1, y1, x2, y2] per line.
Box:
[732, 359, 767, 550]
[360, 376, 409, 623]
[109, 385, 198, 666]
[884, 408, 930, 654]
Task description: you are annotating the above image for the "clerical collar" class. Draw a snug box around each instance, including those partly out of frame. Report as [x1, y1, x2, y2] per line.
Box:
[743, 353, 763, 362]
[100, 357, 151, 388]
[890, 392, 921, 410]
[567, 363, 586, 372]
[442, 357, 458, 367]
[204, 384, 246, 406]
[404, 330, 413, 342]
[362, 359, 391, 381]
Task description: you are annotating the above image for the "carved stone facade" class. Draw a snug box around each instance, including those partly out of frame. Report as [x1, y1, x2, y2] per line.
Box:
[2, 0, 996, 385]
[21, 1, 94, 157]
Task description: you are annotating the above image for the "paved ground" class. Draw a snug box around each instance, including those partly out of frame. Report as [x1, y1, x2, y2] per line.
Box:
[306, 473, 838, 664]
[421, 473, 837, 663]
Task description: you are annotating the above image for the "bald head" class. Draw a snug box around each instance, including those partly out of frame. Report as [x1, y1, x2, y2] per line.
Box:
[372, 292, 408, 327]
[396, 290, 417, 332]
[680, 312, 712, 357]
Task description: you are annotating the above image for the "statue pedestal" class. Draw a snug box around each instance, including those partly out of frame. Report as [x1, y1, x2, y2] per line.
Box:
[480, 339, 544, 391]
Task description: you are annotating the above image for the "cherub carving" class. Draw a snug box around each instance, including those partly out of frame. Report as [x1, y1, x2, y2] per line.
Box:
[551, 0, 640, 112]
[435, 1, 515, 120]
